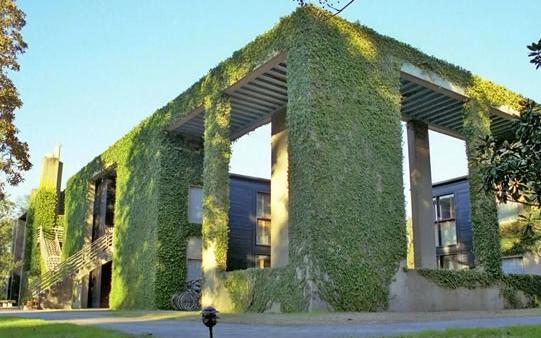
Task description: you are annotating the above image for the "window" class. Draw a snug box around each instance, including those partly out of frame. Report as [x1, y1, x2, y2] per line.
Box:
[502, 256, 524, 274]
[188, 186, 203, 224]
[439, 254, 468, 270]
[256, 255, 270, 269]
[433, 194, 457, 247]
[256, 193, 271, 246]
[186, 237, 202, 281]
[187, 259, 202, 281]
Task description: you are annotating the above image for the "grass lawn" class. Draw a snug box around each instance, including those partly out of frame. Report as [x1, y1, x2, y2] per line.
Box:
[0, 317, 144, 338]
[401, 324, 541, 337]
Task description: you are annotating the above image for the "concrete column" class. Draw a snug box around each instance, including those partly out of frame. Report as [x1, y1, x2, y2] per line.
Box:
[201, 96, 232, 310]
[407, 120, 437, 269]
[271, 109, 289, 268]
[463, 104, 501, 275]
[39, 145, 63, 196]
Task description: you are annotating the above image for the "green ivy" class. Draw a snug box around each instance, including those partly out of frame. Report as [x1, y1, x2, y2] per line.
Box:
[417, 269, 495, 289]
[463, 77, 524, 276]
[154, 134, 203, 309]
[202, 96, 232, 271]
[222, 267, 305, 312]
[22, 188, 58, 297]
[503, 274, 541, 307]
[418, 269, 541, 308]
[40, 5, 530, 311]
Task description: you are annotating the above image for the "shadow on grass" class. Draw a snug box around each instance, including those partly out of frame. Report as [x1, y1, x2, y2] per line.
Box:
[0, 317, 146, 338]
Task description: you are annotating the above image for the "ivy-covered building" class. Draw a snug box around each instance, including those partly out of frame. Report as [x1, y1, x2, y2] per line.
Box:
[23, 6, 541, 311]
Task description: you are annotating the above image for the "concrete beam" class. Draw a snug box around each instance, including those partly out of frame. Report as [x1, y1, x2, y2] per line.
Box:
[407, 120, 437, 268]
[400, 63, 521, 119]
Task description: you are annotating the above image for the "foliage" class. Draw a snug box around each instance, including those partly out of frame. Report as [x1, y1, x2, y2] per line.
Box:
[500, 207, 541, 256]
[528, 38, 541, 69]
[418, 268, 541, 308]
[0, 0, 31, 199]
[63, 116, 164, 309]
[21, 188, 57, 296]
[222, 267, 306, 312]
[503, 274, 541, 305]
[294, 0, 356, 16]
[462, 76, 523, 276]
[417, 269, 495, 289]
[154, 134, 203, 309]
[56, 6, 529, 311]
[0, 199, 17, 295]
[477, 101, 541, 207]
[202, 96, 231, 271]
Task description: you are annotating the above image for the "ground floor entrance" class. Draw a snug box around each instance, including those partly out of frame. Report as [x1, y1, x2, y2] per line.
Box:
[87, 261, 112, 308]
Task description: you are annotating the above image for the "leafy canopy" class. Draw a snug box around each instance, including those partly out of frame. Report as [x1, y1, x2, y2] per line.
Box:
[528, 38, 541, 70]
[476, 101, 541, 207]
[0, 0, 31, 199]
[0, 198, 18, 282]
[293, 0, 356, 15]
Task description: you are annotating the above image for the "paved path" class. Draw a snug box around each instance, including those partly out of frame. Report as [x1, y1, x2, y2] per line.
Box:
[1, 310, 541, 338]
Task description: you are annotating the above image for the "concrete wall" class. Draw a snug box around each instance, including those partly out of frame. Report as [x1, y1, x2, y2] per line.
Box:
[522, 252, 541, 275]
[388, 264, 505, 312]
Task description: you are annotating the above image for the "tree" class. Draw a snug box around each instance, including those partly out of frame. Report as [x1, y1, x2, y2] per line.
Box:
[294, 0, 356, 16]
[528, 38, 541, 69]
[0, 0, 32, 200]
[0, 198, 17, 297]
[476, 100, 541, 207]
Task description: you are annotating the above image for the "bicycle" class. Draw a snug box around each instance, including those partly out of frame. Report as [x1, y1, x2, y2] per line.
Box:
[171, 279, 201, 311]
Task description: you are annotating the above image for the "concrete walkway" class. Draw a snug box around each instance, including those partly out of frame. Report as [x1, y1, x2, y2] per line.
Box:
[1, 309, 541, 338]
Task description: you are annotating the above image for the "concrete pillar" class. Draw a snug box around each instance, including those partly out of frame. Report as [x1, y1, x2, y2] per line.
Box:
[39, 145, 63, 196]
[463, 104, 501, 275]
[407, 120, 437, 269]
[201, 96, 232, 310]
[271, 109, 289, 268]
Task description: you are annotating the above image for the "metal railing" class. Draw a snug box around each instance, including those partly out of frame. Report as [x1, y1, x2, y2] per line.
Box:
[38, 226, 62, 272]
[29, 231, 113, 297]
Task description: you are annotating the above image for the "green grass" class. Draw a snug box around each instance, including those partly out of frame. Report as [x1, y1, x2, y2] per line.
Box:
[0, 317, 143, 338]
[401, 324, 541, 337]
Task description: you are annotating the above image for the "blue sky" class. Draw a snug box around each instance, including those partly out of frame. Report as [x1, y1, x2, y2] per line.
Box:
[10, 1, 541, 213]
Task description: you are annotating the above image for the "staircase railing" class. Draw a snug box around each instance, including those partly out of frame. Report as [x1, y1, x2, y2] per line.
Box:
[29, 230, 113, 297]
[38, 226, 62, 272]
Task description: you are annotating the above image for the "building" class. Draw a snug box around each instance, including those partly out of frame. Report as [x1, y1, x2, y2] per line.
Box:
[433, 176, 541, 275]
[19, 6, 541, 312]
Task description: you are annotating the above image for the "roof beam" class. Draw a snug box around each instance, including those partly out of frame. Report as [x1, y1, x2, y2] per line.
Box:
[167, 105, 205, 133]
[224, 52, 286, 96]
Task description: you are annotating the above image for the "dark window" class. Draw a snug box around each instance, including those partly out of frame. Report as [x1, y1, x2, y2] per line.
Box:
[433, 194, 457, 247]
[105, 179, 116, 227]
[92, 172, 116, 242]
[256, 192, 271, 246]
[439, 254, 469, 270]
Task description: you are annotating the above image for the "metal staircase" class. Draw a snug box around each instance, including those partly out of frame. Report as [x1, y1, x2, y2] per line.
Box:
[29, 230, 113, 297]
[38, 226, 63, 271]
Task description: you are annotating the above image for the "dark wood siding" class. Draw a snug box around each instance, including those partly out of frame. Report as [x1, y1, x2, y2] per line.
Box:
[432, 177, 474, 267]
[227, 174, 270, 271]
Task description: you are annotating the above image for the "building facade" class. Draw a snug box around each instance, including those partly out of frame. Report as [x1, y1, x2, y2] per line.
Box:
[19, 6, 540, 312]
